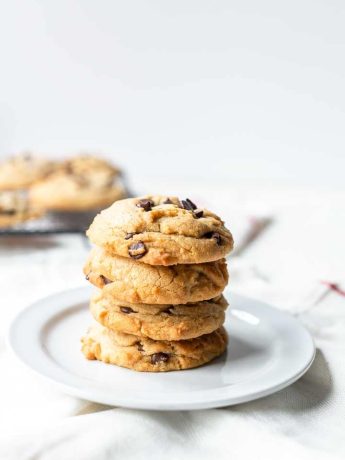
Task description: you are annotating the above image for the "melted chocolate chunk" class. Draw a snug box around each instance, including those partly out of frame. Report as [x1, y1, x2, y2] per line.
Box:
[193, 209, 203, 218]
[163, 307, 174, 315]
[137, 342, 144, 352]
[100, 274, 112, 285]
[181, 198, 197, 211]
[124, 232, 135, 240]
[151, 352, 170, 364]
[204, 231, 222, 246]
[128, 241, 147, 259]
[136, 199, 154, 211]
[120, 306, 136, 314]
[163, 198, 173, 204]
[181, 200, 192, 210]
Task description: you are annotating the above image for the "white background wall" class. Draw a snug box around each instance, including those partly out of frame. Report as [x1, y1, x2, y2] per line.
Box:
[0, 1, 344, 188]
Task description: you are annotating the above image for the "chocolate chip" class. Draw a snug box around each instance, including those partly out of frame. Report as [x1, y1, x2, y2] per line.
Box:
[120, 306, 136, 314]
[100, 274, 112, 285]
[213, 232, 222, 245]
[193, 209, 203, 218]
[136, 199, 154, 212]
[125, 232, 135, 240]
[181, 198, 197, 211]
[85, 273, 90, 281]
[163, 307, 174, 315]
[137, 342, 144, 352]
[128, 241, 147, 259]
[181, 200, 191, 210]
[186, 198, 197, 209]
[163, 198, 173, 204]
[151, 353, 170, 364]
[204, 231, 222, 245]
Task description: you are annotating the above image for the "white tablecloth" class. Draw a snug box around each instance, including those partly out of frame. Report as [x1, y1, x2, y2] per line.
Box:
[0, 184, 344, 460]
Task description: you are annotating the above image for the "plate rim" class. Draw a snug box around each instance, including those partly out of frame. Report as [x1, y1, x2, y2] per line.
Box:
[6, 287, 316, 411]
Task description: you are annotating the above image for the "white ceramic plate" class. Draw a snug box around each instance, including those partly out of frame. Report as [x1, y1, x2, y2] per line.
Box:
[7, 287, 315, 410]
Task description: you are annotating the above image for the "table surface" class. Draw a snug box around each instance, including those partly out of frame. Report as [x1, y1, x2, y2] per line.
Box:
[0, 183, 344, 460]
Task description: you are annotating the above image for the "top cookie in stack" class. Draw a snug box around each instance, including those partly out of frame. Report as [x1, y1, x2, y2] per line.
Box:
[86, 195, 233, 265]
[82, 195, 233, 372]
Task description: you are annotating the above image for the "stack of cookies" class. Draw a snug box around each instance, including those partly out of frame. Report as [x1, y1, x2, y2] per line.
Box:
[81, 196, 233, 372]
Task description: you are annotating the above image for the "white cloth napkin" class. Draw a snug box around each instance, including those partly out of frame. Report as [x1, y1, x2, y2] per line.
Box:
[0, 198, 344, 460]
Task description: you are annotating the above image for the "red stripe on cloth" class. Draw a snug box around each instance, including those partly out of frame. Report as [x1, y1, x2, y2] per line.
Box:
[320, 281, 345, 298]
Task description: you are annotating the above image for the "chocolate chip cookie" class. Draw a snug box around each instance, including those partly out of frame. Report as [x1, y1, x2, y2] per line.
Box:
[90, 291, 228, 341]
[81, 322, 228, 372]
[84, 247, 229, 304]
[86, 196, 233, 265]
[29, 154, 125, 211]
[0, 153, 56, 190]
[0, 190, 43, 227]
[62, 154, 121, 178]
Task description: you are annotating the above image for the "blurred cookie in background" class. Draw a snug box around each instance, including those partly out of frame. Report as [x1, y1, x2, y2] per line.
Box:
[0, 153, 57, 190]
[0, 190, 43, 228]
[29, 154, 126, 212]
[62, 154, 121, 179]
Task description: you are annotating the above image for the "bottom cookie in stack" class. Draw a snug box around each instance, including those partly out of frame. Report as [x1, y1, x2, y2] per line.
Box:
[81, 322, 228, 372]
